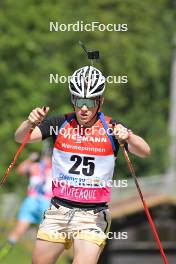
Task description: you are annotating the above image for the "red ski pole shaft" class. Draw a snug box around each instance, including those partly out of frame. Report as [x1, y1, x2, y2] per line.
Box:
[143, 200, 169, 264]
[0, 106, 46, 187]
[0, 126, 35, 187]
[119, 143, 169, 264]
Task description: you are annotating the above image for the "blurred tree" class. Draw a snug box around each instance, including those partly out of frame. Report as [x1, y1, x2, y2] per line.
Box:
[0, 0, 175, 190]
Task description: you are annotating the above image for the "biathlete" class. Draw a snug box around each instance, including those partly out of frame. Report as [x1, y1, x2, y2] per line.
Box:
[14, 65, 150, 264]
[0, 153, 52, 261]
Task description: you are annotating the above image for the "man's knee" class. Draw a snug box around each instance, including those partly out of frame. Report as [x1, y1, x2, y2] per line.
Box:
[32, 251, 40, 264]
[32, 248, 49, 264]
[32, 240, 64, 264]
[72, 256, 97, 264]
[72, 258, 81, 264]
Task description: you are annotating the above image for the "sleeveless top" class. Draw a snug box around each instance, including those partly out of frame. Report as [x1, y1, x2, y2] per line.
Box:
[52, 112, 116, 203]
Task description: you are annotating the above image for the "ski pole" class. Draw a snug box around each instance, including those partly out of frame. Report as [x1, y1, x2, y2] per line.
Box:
[119, 141, 169, 264]
[0, 107, 46, 187]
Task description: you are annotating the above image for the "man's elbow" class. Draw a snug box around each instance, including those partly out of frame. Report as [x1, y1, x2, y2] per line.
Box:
[14, 133, 22, 143]
[141, 146, 151, 158]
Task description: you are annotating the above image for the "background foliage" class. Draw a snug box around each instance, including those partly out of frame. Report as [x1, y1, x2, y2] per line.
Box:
[0, 0, 175, 191]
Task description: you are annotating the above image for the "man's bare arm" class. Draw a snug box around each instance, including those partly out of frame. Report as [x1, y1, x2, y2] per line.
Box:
[126, 133, 151, 157]
[109, 123, 151, 158]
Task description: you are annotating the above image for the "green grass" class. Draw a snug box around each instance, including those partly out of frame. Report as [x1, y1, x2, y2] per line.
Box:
[0, 222, 70, 264]
[0, 241, 69, 264]
[1, 243, 31, 264]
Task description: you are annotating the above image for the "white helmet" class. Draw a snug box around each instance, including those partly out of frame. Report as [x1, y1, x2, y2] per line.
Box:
[69, 66, 105, 98]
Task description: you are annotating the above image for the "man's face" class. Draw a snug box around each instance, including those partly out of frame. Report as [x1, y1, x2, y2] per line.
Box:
[73, 97, 104, 126]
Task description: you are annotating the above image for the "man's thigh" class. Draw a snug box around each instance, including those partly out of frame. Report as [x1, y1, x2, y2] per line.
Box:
[32, 239, 65, 264]
[73, 239, 102, 264]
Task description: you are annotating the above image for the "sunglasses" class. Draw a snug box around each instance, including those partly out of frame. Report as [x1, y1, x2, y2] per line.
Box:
[72, 97, 100, 108]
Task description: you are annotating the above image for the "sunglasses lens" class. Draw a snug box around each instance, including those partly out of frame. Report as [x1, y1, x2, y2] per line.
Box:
[73, 98, 99, 108]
